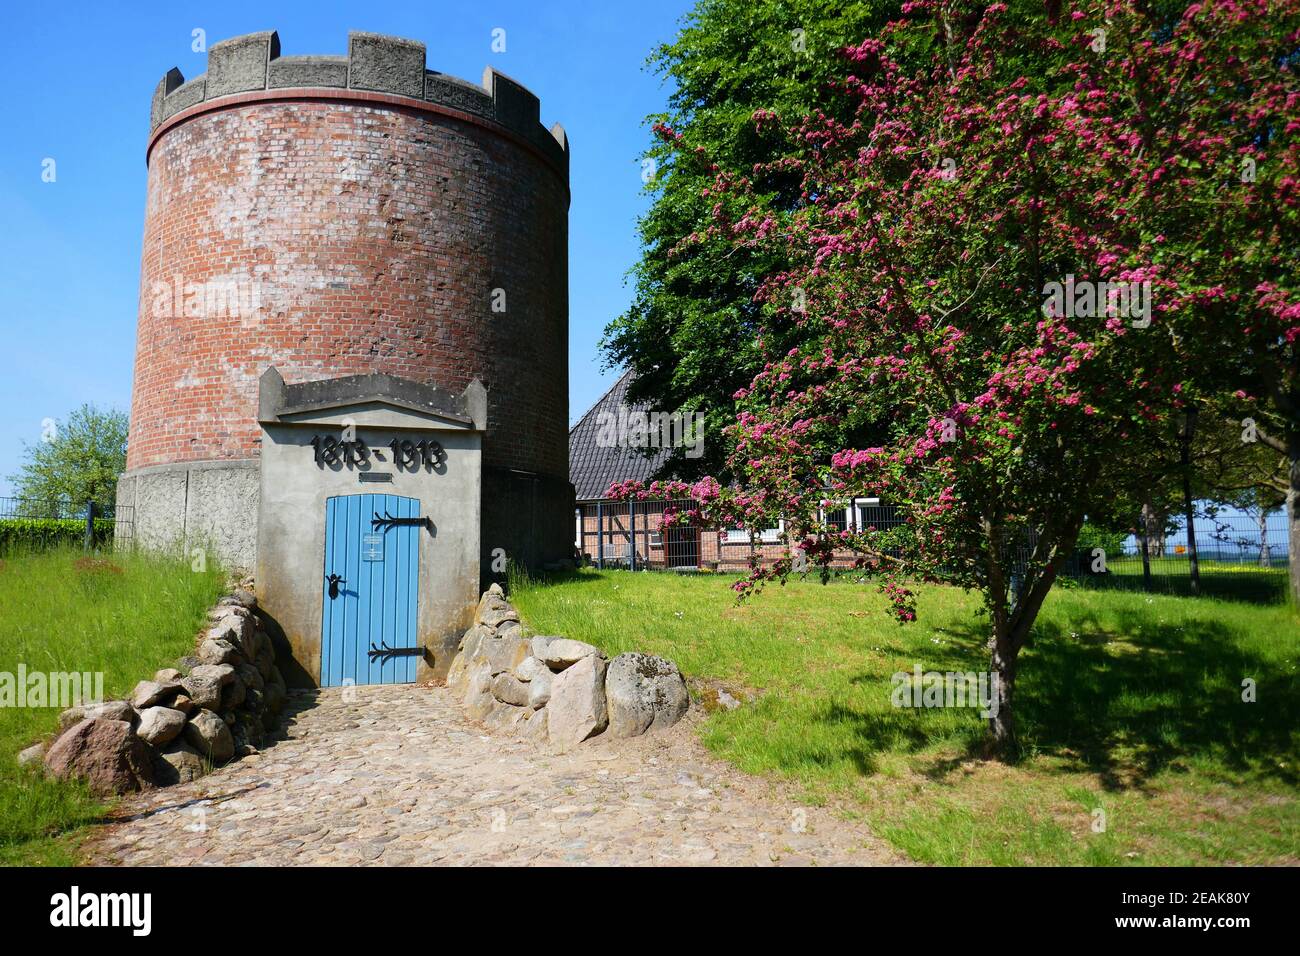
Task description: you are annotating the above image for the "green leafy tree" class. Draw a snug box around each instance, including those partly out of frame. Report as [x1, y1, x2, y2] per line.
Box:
[613, 0, 1298, 756]
[602, 0, 899, 481]
[10, 404, 128, 511]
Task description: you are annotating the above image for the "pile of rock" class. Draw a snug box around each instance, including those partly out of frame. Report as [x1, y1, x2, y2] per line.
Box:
[25, 586, 287, 796]
[446, 585, 689, 748]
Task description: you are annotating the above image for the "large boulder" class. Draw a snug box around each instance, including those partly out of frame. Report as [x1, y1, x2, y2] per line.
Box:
[473, 588, 517, 628]
[183, 709, 235, 764]
[540, 638, 603, 672]
[208, 603, 249, 622]
[58, 699, 134, 731]
[237, 662, 265, 693]
[484, 702, 528, 734]
[180, 674, 222, 710]
[463, 661, 496, 722]
[478, 633, 530, 677]
[546, 654, 609, 748]
[17, 742, 46, 767]
[153, 740, 207, 786]
[221, 589, 257, 610]
[136, 706, 187, 747]
[208, 614, 254, 654]
[605, 653, 690, 738]
[527, 667, 553, 710]
[130, 679, 181, 709]
[44, 719, 153, 795]
[521, 707, 549, 745]
[514, 656, 546, 682]
[479, 605, 520, 629]
[490, 673, 530, 707]
[189, 663, 236, 686]
[445, 651, 470, 694]
[220, 674, 247, 710]
[457, 625, 494, 672]
[197, 638, 241, 667]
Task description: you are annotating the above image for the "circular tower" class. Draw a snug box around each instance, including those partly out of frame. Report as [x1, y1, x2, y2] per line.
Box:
[117, 30, 572, 574]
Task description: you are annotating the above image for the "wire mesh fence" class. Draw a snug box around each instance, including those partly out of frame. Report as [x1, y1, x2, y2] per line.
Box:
[574, 498, 1292, 603]
[0, 496, 132, 552]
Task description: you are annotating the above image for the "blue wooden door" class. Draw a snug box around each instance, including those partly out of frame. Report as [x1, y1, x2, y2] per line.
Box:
[320, 494, 421, 686]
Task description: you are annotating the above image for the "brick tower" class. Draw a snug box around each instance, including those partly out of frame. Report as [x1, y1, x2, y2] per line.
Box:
[117, 30, 572, 580]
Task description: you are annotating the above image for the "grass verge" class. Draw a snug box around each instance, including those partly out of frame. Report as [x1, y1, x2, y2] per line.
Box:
[0, 547, 225, 865]
[511, 568, 1299, 866]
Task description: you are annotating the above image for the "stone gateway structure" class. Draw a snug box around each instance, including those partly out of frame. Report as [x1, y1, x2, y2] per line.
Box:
[116, 30, 573, 687]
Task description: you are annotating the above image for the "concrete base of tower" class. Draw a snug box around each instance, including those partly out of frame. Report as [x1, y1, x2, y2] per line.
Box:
[115, 459, 574, 586]
[115, 460, 259, 570]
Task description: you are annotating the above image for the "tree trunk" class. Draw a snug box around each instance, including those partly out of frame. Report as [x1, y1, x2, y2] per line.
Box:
[1140, 502, 1166, 557]
[1258, 509, 1272, 568]
[988, 624, 1018, 757]
[1180, 439, 1201, 595]
[982, 515, 1083, 761]
[1288, 454, 1300, 605]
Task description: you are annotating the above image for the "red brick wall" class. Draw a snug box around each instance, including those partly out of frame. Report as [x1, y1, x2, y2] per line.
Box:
[128, 96, 569, 481]
[575, 507, 866, 571]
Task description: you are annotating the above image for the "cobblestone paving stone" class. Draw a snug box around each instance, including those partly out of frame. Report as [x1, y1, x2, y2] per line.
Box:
[87, 684, 903, 866]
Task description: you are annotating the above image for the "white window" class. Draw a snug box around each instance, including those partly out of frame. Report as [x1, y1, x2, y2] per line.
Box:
[724, 521, 784, 544]
[819, 498, 882, 532]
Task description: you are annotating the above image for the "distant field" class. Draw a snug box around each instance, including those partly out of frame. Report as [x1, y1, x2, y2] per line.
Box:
[512, 568, 1300, 866]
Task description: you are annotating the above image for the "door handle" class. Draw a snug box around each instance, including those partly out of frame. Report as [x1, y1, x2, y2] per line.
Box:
[327, 573, 345, 599]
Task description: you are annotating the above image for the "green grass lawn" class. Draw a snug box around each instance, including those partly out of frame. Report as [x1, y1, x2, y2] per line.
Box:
[512, 568, 1300, 866]
[0, 547, 225, 865]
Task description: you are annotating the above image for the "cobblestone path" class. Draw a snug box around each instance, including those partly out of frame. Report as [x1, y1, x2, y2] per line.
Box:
[87, 684, 901, 866]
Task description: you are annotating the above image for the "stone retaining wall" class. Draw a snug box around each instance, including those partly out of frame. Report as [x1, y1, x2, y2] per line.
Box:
[446, 585, 689, 748]
[25, 586, 287, 795]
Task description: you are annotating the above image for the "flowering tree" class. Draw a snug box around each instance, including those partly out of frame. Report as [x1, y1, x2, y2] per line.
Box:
[611, 0, 1299, 756]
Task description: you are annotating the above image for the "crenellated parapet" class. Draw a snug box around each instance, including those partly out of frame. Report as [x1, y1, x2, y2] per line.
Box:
[150, 30, 568, 174]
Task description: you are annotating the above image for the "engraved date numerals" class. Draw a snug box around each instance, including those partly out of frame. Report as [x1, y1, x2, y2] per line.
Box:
[388, 438, 446, 470]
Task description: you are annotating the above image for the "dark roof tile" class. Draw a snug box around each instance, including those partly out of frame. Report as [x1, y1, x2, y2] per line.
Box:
[569, 370, 674, 501]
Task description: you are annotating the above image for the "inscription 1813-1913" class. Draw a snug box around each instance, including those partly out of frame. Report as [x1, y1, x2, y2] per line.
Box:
[309, 434, 448, 470]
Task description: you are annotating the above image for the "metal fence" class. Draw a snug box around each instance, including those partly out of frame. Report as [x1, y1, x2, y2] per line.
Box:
[576, 497, 911, 574]
[0, 495, 132, 551]
[575, 498, 1292, 603]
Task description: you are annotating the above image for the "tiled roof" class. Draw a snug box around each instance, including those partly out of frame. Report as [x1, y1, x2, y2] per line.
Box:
[569, 370, 673, 501]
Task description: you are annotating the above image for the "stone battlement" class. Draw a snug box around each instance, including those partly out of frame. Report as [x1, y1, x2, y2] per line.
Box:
[150, 30, 568, 173]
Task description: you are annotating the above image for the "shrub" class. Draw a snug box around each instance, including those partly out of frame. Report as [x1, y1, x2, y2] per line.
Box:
[0, 518, 115, 553]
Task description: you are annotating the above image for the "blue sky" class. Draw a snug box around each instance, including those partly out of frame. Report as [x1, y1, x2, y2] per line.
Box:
[0, 0, 692, 495]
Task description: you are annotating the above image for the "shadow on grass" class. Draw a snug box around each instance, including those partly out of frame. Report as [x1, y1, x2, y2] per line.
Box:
[1016, 607, 1299, 790]
[1074, 561, 1291, 604]
[826, 608, 1299, 792]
